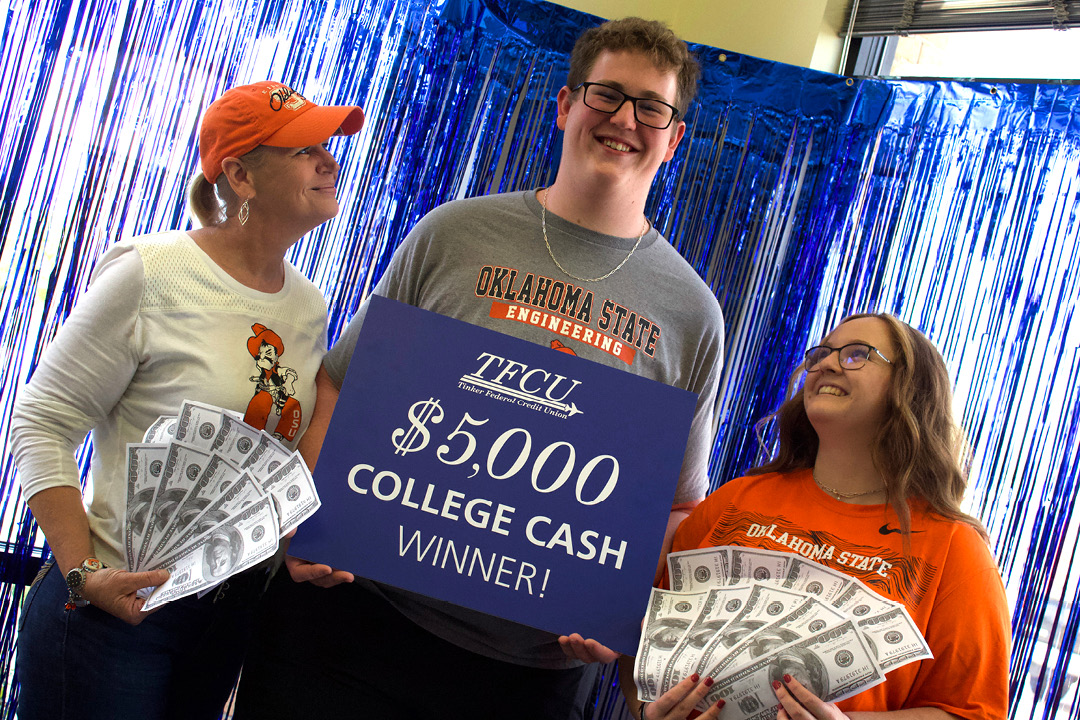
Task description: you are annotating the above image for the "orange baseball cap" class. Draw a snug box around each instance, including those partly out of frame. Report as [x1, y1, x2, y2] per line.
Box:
[199, 81, 365, 182]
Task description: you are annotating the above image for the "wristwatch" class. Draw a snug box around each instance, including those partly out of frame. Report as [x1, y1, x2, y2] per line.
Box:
[65, 557, 105, 610]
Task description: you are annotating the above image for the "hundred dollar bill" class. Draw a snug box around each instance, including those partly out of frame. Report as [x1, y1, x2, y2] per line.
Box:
[209, 414, 262, 468]
[729, 547, 795, 587]
[141, 453, 244, 564]
[704, 596, 847, 678]
[146, 470, 264, 567]
[832, 580, 901, 618]
[143, 415, 178, 443]
[658, 586, 754, 696]
[135, 443, 212, 570]
[781, 557, 853, 603]
[856, 605, 932, 673]
[142, 494, 279, 610]
[700, 620, 885, 715]
[260, 454, 320, 536]
[668, 547, 731, 592]
[124, 444, 169, 571]
[173, 400, 228, 452]
[694, 585, 812, 678]
[241, 431, 294, 477]
[635, 589, 710, 701]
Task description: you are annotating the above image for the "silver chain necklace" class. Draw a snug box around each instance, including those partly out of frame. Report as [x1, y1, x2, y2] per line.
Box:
[540, 189, 648, 283]
[812, 469, 885, 500]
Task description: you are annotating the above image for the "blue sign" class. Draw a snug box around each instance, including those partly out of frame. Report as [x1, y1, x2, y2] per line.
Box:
[289, 296, 698, 654]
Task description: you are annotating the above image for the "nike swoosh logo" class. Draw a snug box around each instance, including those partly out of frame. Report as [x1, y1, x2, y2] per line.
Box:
[879, 523, 924, 535]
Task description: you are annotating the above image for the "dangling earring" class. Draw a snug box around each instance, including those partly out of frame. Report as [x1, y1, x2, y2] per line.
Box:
[239, 199, 250, 226]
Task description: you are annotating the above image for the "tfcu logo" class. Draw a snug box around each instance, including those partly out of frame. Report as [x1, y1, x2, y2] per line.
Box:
[459, 352, 582, 419]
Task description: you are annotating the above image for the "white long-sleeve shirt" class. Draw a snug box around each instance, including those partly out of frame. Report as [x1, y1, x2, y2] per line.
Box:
[11, 231, 328, 568]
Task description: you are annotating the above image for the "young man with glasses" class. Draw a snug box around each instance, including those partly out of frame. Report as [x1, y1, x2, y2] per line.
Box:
[235, 17, 725, 720]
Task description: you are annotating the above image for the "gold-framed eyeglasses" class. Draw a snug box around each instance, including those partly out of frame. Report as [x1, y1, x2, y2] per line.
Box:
[804, 343, 892, 372]
[572, 82, 680, 130]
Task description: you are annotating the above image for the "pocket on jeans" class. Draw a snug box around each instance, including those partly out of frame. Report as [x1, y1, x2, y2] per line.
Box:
[19, 559, 55, 630]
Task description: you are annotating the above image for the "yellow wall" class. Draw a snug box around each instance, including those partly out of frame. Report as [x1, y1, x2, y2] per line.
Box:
[547, 0, 850, 72]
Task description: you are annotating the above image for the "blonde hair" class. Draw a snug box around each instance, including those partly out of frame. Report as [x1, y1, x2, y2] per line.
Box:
[750, 313, 987, 542]
[187, 147, 269, 227]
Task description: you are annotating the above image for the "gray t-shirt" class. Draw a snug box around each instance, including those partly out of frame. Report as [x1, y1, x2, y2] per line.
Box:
[325, 190, 725, 667]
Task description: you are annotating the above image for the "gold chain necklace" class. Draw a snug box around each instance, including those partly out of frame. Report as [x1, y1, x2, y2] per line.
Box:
[540, 189, 648, 283]
[812, 469, 885, 499]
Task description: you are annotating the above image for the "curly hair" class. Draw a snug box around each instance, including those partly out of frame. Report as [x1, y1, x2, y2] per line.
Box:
[749, 313, 987, 543]
[567, 17, 700, 117]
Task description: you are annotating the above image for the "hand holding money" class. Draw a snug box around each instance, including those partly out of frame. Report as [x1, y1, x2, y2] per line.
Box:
[80, 566, 170, 625]
[633, 546, 930, 717]
[638, 673, 725, 720]
[125, 400, 322, 608]
[773, 674, 851, 720]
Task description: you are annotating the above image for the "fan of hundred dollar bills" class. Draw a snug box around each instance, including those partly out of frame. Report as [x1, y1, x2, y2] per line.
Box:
[634, 546, 932, 718]
[125, 400, 320, 610]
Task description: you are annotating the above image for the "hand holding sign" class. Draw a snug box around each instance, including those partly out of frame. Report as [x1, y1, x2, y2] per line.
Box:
[283, 554, 355, 587]
[559, 633, 621, 664]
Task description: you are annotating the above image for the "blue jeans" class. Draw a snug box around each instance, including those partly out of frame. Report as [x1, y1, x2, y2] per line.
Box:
[17, 561, 266, 720]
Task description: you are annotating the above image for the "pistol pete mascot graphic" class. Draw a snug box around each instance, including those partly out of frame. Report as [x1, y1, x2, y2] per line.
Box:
[244, 323, 302, 442]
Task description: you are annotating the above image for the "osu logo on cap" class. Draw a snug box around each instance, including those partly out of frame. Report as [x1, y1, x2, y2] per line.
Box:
[268, 85, 306, 112]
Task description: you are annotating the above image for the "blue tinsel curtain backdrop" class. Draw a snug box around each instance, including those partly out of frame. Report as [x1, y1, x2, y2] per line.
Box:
[0, 0, 1077, 717]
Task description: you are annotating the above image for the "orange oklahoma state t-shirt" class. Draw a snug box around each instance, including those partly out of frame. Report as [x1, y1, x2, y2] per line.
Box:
[668, 468, 1010, 720]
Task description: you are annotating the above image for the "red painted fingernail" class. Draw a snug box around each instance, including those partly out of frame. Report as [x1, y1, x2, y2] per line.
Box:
[784, 674, 793, 683]
[704, 676, 714, 687]
[773, 680, 782, 690]
[716, 698, 726, 709]
[690, 673, 699, 683]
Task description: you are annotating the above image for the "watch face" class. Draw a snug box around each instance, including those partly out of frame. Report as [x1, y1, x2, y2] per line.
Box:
[65, 568, 86, 592]
[83, 558, 104, 572]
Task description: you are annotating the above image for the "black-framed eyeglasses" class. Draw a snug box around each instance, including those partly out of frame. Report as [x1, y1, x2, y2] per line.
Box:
[572, 82, 680, 130]
[804, 343, 892, 372]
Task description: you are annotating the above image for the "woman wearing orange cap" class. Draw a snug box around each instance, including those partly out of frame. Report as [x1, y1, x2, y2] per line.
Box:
[11, 81, 364, 719]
